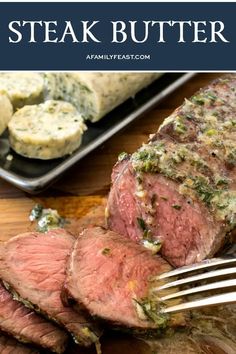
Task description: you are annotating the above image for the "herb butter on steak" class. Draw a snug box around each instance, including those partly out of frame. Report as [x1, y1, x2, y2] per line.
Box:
[107, 75, 236, 267]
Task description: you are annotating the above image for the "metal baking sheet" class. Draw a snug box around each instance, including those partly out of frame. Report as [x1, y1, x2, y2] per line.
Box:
[0, 73, 195, 193]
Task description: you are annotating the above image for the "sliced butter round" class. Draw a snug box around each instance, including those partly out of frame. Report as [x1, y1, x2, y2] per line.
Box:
[0, 93, 13, 135]
[8, 100, 87, 160]
[0, 73, 44, 109]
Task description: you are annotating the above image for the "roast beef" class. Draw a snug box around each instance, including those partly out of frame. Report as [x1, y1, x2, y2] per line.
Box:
[0, 334, 39, 354]
[0, 229, 101, 347]
[64, 227, 185, 332]
[0, 282, 67, 353]
[107, 75, 236, 267]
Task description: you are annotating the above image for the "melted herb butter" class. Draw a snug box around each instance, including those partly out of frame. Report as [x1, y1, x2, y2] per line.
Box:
[226, 147, 236, 165]
[134, 298, 169, 329]
[179, 177, 236, 226]
[133, 140, 236, 225]
[191, 91, 223, 107]
[137, 215, 162, 253]
[131, 81, 236, 226]
[118, 151, 129, 162]
[137, 217, 152, 240]
[142, 239, 162, 254]
[179, 176, 217, 207]
[29, 204, 67, 232]
[212, 191, 236, 227]
[132, 143, 165, 173]
[101, 247, 111, 256]
[132, 143, 209, 180]
[174, 115, 187, 134]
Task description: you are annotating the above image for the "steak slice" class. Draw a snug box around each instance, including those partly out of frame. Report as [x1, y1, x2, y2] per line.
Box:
[107, 75, 236, 267]
[0, 334, 39, 354]
[64, 227, 185, 332]
[0, 229, 101, 346]
[0, 282, 67, 353]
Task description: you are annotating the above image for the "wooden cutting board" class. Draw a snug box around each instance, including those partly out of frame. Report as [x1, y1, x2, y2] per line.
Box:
[0, 193, 151, 354]
[1, 193, 235, 354]
[0, 195, 107, 240]
[0, 73, 234, 353]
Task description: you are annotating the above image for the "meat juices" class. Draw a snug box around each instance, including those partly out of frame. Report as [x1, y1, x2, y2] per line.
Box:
[107, 75, 236, 266]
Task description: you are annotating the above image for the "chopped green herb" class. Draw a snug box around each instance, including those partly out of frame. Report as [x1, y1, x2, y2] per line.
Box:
[29, 205, 68, 233]
[137, 217, 147, 232]
[79, 83, 92, 93]
[29, 204, 43, 221]
[174, 116, 187, 134]
[205, 92, 217, 101]
[172, 204, 182, 210]
[102, 248, 111, 256]
[132, 143, 165, 173]
[226, 149, 236, 166]
[186, 114, 193, 120]
[191, 95, 205, 106]
[143, 239, 162, 254]
[137, 217, 152, 240]
[205, 129, 217, 136]
[134, 298, 169, 328]
[185, 176, 217, 206]
[215, 176, 229, 187]
[118, 152, 129, 162]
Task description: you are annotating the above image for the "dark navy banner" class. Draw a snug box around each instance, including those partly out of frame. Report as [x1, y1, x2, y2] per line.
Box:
[0, 2, 235, 70]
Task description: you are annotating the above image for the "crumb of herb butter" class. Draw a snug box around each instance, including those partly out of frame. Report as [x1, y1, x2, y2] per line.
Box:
[29, 204, 68, 233]
[143, 239, 162, 254]
[6, 154, 13, 161]
[118, 152, 129, 161]
[101, 248, 111, 256]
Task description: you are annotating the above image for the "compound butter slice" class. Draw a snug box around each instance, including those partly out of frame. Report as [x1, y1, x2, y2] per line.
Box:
[8, 100, 87, 160]
[0, 73, 44, 109]
[0, 93, 13, 135]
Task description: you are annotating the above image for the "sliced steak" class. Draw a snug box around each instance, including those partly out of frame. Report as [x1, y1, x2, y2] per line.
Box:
[64, 227, 186, 332]
[0, 282, 67, 353]
[0, 229, 101, 346]
[107, 75, 236, 267]
[0, 334, 39, 354]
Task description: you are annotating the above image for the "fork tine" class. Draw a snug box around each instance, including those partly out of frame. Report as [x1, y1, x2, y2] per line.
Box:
[156, 266, 236, 290]
[162, 291, 236, 313]
[158, 279, 236, 300]
[157, 257, 236, 280]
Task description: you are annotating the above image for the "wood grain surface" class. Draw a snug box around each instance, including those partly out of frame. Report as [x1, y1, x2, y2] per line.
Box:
[0, 73, 221, 239]
[0, 72, 233, 354]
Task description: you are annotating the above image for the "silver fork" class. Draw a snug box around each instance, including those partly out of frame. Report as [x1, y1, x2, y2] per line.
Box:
[152, 256, 236, 313]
